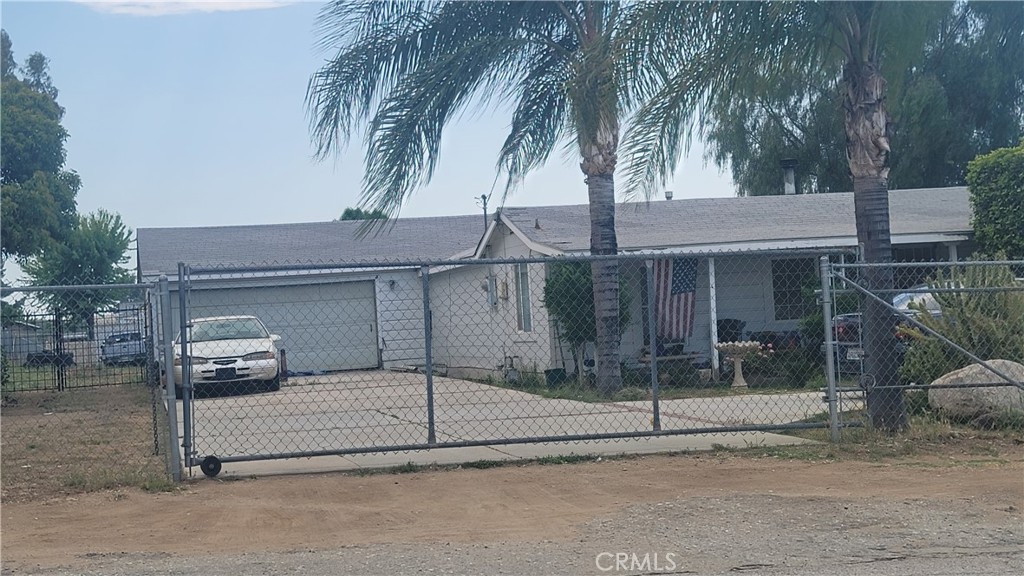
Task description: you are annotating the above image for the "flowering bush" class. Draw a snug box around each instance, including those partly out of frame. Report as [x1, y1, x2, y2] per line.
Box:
[744, 342, 777, 375]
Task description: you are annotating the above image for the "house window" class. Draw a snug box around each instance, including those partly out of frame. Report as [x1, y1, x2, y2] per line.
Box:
[893, 245, 937, 289]
[771, 258, 816, 321]
[515, 263, 532, 332]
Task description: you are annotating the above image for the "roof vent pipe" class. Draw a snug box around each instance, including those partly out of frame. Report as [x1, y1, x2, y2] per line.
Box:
[664, 190, 673, 200]
[781, 158, 798, 195]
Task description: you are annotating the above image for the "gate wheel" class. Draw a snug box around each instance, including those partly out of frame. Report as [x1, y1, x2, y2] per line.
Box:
[200, 456, 222, 478]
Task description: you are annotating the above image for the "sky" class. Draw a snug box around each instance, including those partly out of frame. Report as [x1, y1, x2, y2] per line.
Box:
[1, 0, 735, 237]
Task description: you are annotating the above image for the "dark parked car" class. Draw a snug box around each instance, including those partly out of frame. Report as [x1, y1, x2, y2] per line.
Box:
[826, 286, 945, 374]
[25, 350, 75, 367]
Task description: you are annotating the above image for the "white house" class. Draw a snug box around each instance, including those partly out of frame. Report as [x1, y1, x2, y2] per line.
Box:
[137, 187, 974, 378]
[138, 215, 488, 373]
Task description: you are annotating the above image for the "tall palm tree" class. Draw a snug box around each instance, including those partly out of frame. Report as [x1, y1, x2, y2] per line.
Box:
[626, 1, 950, 432]
[307, 1, 675, 396]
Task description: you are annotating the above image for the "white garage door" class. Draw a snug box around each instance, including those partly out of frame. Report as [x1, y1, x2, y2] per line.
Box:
[187, 281, 379, 373]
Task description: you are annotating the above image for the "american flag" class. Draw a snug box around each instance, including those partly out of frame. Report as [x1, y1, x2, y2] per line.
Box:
[654, 258, 698, 342]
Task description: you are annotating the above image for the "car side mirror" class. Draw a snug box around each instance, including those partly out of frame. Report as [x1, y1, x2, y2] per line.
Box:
[271, 334, 282, 342]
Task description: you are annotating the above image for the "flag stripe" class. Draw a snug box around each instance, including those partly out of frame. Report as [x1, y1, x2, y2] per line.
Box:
[654, 258, 697, 342]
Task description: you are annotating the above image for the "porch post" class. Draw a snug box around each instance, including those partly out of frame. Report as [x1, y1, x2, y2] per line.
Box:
[708, 257, 720, 381]
[946, 243, 959, 263]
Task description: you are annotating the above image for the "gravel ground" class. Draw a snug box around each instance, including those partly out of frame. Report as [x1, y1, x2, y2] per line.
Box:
[6, 493, 1021, 576]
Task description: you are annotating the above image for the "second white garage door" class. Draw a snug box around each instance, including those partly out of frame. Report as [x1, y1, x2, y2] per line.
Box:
[187, 281, 379, 373]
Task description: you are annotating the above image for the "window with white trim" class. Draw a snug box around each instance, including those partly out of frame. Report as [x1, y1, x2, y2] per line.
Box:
[515, 263, 532, 332]
[771, 258, 816, 321]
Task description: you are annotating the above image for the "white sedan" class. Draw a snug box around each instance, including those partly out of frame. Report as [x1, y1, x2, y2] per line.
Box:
[173, 315, 281, 397]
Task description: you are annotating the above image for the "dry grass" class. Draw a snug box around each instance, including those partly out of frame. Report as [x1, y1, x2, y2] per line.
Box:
[737, 415, 1024, 464]
[1, 384, 173, 503]
[2, 363, 149, 393]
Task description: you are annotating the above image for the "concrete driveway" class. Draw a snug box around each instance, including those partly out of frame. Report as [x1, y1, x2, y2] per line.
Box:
[175, 370, 835, 476]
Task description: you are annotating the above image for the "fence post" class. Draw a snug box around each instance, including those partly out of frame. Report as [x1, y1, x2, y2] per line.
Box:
[177, 263, 193, 468]
[159, 275, 182, 481]
[708, 256, 720, 381]
[421, 266, 436, 444]
[820, 256, 840, 442]
[645, 260, 661, 431]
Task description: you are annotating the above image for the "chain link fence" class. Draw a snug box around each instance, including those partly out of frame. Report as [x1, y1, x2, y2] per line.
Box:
[7, 256, 1017, 486]
[173, 252, 849, 475]
[1, 281, 179, 501]
[823, 259, 1024, 432]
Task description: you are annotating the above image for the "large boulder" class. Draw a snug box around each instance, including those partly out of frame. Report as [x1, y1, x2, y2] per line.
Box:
[928, 360, 1024, 423]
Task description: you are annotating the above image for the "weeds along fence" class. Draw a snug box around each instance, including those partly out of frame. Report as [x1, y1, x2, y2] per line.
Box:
[1, 280, 182, 500]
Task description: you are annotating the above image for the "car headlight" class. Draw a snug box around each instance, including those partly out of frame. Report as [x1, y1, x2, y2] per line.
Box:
[173, 356, 209, 366]
[242, 351, 276, 361]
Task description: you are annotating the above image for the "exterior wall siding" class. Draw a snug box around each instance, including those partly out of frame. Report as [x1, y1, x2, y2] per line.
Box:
[429, 226, 554, 380]
[375, 271, 426, 369]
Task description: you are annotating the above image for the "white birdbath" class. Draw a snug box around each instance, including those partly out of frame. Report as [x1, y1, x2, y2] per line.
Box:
[714, 341, 760, 388]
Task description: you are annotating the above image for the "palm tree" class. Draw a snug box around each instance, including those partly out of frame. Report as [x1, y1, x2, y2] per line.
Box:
[307, 1, 675, 396]
[626, 1, 950, 432]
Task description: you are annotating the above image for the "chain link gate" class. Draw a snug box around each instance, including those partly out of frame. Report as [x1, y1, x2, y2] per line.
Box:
[172, 253, 861, 477]
[820, 258, 1024, 436]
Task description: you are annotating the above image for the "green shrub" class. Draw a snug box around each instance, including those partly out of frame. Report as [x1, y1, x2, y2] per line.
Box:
[968, 141, 1024, 259]
[900, 261, 1024, 385]
[778, 348, 821, 388]
[621, 367, 651, 387]
[657, 359, 700, 388]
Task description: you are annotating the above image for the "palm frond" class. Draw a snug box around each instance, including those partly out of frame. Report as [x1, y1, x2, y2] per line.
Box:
[356, 37, 529, 235]
[496, 35, 576, 200]
[618, 1, 843, 201]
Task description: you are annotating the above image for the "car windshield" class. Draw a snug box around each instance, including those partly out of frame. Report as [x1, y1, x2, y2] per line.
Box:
[187, 318, 268, 342]
[893, 289, 939, 312]
[106, 332, 141, 344]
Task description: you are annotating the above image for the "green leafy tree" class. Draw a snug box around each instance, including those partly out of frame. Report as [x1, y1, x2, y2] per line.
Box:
[1, 29, 14, 78]
[23, 210, 133, 338]
[1, 297, 27, 325]
[889, 2, 1023, 189]
[704, 72, 852, 196]
[307, 2, 677, 395]
[627, 2, 958, 431]
[543, 261, 630, 386]
[337, 207, 388, 221]
[1, 30, 79, 263]
[967, 141, 1024, 260]
[696, 2, 1023, 197]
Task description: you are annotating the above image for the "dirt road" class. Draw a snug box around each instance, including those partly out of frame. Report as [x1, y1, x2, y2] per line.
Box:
[2, 453, 1022, 575]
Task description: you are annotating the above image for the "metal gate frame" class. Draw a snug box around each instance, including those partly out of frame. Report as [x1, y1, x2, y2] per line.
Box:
[178, 255, 842, 477]
[820, 257, 1024, 440]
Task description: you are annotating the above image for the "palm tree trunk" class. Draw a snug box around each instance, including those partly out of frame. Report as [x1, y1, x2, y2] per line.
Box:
[844, 57, 908, 433]
[578, 2, 622, 397]
[586, 170, 623, 396]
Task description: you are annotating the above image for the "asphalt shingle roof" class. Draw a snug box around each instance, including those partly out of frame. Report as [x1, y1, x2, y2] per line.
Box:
[137, 214, 487, 277]
[138, 187, 971, 277]
[499, 187, 971, 253]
